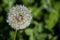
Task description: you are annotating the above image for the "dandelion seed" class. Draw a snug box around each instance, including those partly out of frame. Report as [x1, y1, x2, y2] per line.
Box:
[7, 5, 32, 30]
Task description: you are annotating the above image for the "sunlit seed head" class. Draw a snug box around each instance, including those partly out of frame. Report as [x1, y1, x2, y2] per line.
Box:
[7, 5, 32, 30]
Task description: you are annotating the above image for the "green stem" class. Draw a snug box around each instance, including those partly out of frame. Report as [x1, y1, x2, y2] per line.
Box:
[14, 30, 17, 40]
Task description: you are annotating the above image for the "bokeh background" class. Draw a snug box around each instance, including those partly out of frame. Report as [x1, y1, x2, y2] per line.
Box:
[0, 0, 60, 40]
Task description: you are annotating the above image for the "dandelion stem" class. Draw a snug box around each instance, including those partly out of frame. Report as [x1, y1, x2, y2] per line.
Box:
[14, 30, 17, 40]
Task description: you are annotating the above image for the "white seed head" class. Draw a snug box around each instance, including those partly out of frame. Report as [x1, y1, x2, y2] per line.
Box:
[7, 5, 32, 30]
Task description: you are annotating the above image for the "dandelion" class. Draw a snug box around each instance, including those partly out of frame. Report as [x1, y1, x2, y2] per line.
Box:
[7, 5, 32, 30]
[7, 5, 32, 40]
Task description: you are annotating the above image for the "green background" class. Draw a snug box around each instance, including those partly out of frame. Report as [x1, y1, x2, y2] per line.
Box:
[0, 0, 60, 40]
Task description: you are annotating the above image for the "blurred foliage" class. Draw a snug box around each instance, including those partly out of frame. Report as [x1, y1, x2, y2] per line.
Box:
[0, 0, 60, 40]
[45, 9, 59, 30]
[22, 0, 34, 6]
[0, 16, 4, 23]
[2, 0, 15, 11]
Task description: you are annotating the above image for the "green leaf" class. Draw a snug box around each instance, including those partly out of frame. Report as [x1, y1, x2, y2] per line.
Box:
[39, 33, 47, 40]
[45, 9, 59, 30]
[38, 23, 43, 32]
[33, 21, 43, 32]
[29, 34, 35, 40]
[28, 7, 42, 20]
[41, 0, 51, 11]
[25, 28, 33, 35]
[9, 31, 14, 40]
[48, 34, 53, 40]
[52, 36, 57, 40]
[17, 31, 23, 40]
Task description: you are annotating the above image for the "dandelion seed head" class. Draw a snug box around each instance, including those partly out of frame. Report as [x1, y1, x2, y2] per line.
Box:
[7, 5, 32, 30]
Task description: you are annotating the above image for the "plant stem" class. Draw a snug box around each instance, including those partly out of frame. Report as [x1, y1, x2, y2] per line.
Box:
[14, 30, 17, 40]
